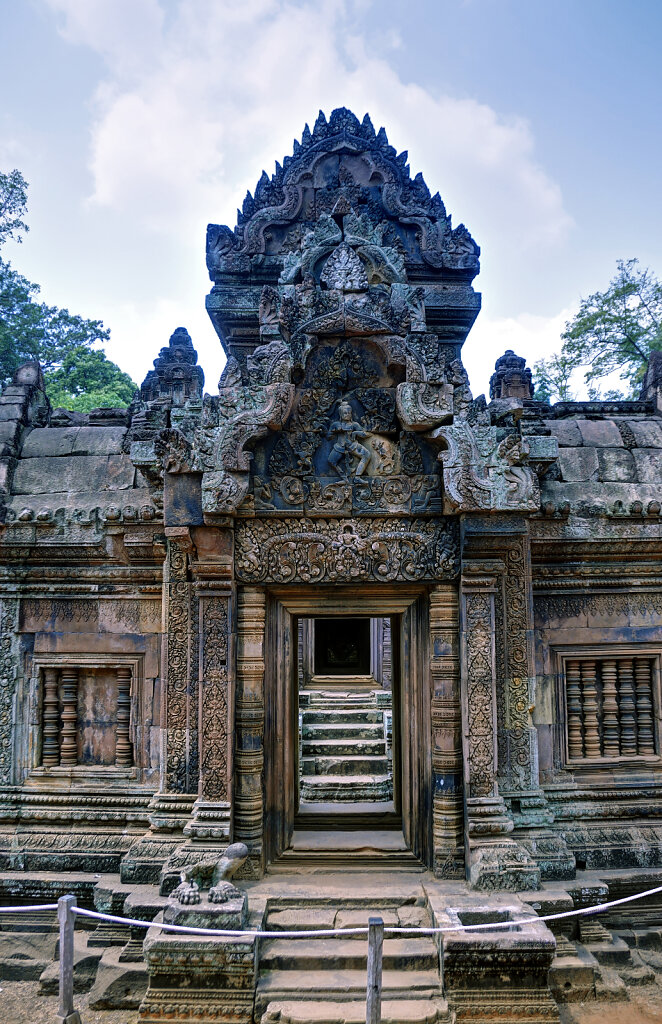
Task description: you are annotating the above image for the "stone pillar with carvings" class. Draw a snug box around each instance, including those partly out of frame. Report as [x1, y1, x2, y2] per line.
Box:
[460, 562, 540, 891]
[464, 520, 575, 881]
[163, 534, 198, 793]
[233, 587, 266, 877]
[181, 590, 233, 845]
[430, 585, 464, 878]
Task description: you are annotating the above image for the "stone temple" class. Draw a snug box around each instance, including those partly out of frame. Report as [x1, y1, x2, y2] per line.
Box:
[2, 107, 662, 1021]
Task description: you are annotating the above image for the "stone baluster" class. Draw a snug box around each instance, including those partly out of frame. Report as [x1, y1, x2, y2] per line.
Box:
[601, 659, 620, 757]
[115, 666, 133, 766]
[566, 659, 584, 759]
[635, 657, 655, 754]
[618, 658, 637, 755]
[580, 660, 601, 757]
[59, 668, 79, 766]
[42, 667, 60, 766]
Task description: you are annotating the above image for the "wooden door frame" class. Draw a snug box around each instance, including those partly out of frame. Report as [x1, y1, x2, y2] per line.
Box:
[263, 585, 433, 867]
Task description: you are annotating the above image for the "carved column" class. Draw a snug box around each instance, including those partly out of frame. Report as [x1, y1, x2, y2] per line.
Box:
[164, 536, 197, 793]
[566, 659, 583, 759]
[618, 658, 637, 755]
[42, 667, 60, 766]
[460, 563, 540, 891]
[59, 667, 79, 766]
[115, 666, 133, 766]
[0, 598, 20, 785]
[430, 585, 464, 878]
[601, 659, 620, 757]
[465, 520, 574, 880]
[580, 660, 600, 758]
[182, 591, 233, 845]
[635, 657, 655, 754]
[234, 587, 266, 873]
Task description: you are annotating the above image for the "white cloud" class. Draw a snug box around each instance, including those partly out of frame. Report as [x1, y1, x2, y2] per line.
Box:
[45, 0, 572, 249]
[40, 0, 573, 391]
[463, 308, 574, 398]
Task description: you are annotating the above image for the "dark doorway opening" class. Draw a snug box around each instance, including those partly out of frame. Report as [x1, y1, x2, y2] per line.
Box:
[296, 615, 398, 830]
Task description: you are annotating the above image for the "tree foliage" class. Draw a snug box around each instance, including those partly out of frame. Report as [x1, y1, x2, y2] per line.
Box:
[45, 347, 137, 412]
[0, 168, 137, 407]
[534, 259, 662, 402]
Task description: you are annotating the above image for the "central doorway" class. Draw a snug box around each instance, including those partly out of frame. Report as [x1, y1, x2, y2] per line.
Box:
[263, 587, 433, 869]
[296, 615, 398, 826]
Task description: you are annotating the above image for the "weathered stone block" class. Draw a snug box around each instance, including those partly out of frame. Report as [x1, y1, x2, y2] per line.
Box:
[21, 427, 79, 458]
[597, 448, 636, 482]
[11, 454, 135, 495]
[577, 419, 623, 447]
[558, 447, 599, 481]
[633, 448, 662, 482]
[545, 420, 582, 448]
[626, 419, 662, 448]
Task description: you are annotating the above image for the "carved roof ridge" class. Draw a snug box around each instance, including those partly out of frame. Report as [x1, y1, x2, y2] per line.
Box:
[236, 107, 446, 228]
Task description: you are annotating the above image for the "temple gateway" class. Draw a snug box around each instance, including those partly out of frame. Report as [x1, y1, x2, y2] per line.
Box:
[2, 108, 662, 1022]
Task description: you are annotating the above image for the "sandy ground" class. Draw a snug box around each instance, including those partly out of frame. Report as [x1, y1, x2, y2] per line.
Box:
[4, 977, 662, 1024]
[559, 986, 662, 1024]
[0, 979, 139, 1024]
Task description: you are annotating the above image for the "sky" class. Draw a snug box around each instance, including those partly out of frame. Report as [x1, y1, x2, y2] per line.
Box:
[1, 0, 661, 400]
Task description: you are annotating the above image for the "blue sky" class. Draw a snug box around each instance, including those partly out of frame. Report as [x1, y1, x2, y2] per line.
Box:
[1, 0, 661, 398]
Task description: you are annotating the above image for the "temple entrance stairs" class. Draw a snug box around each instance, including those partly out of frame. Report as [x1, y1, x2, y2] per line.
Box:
[256, 895, 451, 1024]
[299, 692, 392, 804]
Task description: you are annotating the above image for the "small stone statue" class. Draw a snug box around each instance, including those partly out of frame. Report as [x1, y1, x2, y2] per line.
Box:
[172, 842, 249, 905]
[328, 400, 371, 476]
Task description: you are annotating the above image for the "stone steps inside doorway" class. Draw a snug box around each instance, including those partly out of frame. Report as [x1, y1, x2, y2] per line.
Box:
[300, 691, 392, 805]
[272, 830, 422, 872]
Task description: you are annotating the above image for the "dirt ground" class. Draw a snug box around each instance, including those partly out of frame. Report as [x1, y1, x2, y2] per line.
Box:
[5, 978, 662, 1024]
[0, 979, 139, 1024]
[558, 986, 662, 1024]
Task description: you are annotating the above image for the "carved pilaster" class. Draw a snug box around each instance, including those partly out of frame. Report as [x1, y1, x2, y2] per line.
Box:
[234, 587, 265, 874]
[460, 564, 540, 891]
[59, 668, 79, 766]
[115, 666, 133, 766]
[464, 521, 573, 881]
[430, 585, 464, 878]
[180, 592, 234, 845]
[164, 537, 197, 793]
[42, 667, 60, 767]
[0, 597, 19, 785]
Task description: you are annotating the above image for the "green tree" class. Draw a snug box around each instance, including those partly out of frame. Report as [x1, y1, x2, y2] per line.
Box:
[45, 346, 137, 412]
[0, 168, 137, 406]
[535, 259, 662, 402]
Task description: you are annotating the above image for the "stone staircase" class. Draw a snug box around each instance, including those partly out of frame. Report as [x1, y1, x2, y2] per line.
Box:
[256, 896, 451, 1024]
[300, 691, 392, 804]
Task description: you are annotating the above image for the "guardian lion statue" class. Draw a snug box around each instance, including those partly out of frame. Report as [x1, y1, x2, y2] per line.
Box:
[172, 842, 249, 905]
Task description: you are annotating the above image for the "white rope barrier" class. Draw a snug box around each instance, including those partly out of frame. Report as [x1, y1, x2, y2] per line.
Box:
[3, 884, 662, 1024]
[0, 903, 58, 912]
[68, 881, 662, 939]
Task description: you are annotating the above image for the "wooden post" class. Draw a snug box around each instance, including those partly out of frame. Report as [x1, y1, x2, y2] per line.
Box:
[57, 894, 81, 1024]
[366, 916, 384, 1024]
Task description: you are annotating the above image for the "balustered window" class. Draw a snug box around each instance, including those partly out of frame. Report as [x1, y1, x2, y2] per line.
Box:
[40, 664, 134, 767]
[562, 654, 660, 763]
